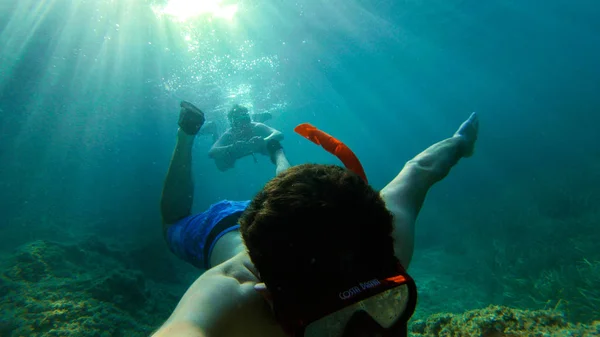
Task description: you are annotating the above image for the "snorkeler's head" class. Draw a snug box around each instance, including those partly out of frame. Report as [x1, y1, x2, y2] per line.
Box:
[239, 164, 398, 318]
[227, 104, 251, 128]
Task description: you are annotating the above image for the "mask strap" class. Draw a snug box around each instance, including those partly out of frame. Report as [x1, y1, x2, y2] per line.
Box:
[294, 123, 368, 184]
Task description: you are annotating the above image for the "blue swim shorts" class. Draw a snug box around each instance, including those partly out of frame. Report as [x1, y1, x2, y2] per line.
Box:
[166, 200, 250, 269]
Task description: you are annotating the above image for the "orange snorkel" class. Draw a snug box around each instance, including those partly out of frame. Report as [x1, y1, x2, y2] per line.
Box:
[294, 123, 368, 184]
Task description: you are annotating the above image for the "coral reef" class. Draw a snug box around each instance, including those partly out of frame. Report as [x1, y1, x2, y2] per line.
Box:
[410, 305, 600, 337]
[1, 238, 598, 337]
[0, 239, 184, 337]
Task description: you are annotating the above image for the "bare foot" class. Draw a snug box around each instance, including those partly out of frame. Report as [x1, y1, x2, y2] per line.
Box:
[454, 112, 479, 157]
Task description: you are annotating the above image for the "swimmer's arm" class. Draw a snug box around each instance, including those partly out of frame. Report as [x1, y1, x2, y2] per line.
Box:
[152, 321, 206, 337]
[152, 271, 242, 337]
[380, 136, 464, 269]
[254, 122, 283, 142]
[380, 169, 421, 271]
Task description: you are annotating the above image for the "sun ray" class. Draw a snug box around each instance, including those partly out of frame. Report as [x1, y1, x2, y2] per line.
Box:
[152, 0, 239, 22]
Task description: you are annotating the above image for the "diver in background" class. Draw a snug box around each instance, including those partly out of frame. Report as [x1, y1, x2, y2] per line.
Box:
[157, 104, 479, 337]
[200, 107, 275, 142]
[183, 101, 291, 174]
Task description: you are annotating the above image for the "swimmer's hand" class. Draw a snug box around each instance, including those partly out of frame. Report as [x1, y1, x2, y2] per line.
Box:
[453, 112, 478, 157]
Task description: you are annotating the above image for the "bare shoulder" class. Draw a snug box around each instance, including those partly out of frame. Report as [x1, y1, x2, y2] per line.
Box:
[251, 122, 272, 134]
[157, 253, 274, 337]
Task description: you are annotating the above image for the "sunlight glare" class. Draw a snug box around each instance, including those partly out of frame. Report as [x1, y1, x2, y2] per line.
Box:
[153, 0, 238, 22]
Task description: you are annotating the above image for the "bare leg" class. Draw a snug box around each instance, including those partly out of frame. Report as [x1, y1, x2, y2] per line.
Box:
[161, 102, 205, 233]
[273, 149, 291, 175]
[381, 112, 479, 268]
[160, 129, 196, 233]
[265, 139, 292, 175]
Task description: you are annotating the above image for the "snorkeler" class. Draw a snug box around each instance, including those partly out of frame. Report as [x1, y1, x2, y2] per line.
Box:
[156, 107, 479, 337]
[180, 101, 291, 175]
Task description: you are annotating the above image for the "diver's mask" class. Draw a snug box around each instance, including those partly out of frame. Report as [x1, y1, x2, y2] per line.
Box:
[274, 262, 417, 337]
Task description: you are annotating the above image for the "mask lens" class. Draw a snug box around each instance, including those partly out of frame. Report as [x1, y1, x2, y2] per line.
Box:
[303, 284, 410, 337]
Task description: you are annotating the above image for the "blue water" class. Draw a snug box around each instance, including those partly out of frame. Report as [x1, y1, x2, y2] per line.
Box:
[1, 0, 599, 327]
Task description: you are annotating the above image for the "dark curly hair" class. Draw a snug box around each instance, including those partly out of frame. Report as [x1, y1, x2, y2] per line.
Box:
[240, 164, 398, 317]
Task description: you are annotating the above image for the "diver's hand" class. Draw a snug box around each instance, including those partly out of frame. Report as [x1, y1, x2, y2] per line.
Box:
[249, 136, 266, 152]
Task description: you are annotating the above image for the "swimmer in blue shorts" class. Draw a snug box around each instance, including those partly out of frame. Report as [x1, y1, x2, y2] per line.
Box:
[161, 101, 290, 269]
[157, 102, 479, 337]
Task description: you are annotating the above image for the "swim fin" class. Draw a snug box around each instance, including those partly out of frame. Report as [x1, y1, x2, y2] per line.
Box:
[179, 101, 206, 135]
